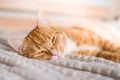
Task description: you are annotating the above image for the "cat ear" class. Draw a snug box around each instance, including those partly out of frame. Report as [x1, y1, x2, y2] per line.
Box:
[37, 12, 48, 27]
[8, 38, 24, 55]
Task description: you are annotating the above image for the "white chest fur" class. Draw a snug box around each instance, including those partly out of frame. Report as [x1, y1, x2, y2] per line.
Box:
[64, 37, 77, 54]
[64, 37, 101, 54]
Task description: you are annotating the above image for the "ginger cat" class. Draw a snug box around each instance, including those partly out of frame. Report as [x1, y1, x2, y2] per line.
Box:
[8, 20, 120, 62]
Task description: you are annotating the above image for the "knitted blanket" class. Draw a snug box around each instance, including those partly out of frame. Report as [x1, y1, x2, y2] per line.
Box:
[0, 32, 120, 80]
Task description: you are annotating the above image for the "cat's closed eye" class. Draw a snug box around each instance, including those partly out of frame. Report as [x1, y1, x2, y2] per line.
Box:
[40, 51, 47, 54]
[52, 36, 55, 43]
[39, 50, 52, 55]
[36, 50, 47, 54]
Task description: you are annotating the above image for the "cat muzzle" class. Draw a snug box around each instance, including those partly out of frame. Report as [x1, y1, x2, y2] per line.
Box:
[50, 50, 58, 56]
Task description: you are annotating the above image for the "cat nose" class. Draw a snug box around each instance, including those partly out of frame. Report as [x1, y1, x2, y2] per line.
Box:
[50, 50, 58, 56]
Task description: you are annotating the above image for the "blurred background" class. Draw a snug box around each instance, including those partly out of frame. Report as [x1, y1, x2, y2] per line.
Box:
[0, 0, 120, 32]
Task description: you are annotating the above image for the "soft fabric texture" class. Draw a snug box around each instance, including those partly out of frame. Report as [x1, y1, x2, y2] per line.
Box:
[0, 32, 120, 80]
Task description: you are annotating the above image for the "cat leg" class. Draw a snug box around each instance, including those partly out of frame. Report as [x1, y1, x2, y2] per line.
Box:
[96, 51, 120, 62]
[100, 40, 120, 53]
[71, 46, 120, 62]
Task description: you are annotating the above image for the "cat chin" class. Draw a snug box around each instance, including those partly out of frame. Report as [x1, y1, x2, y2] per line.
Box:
[51, 56, 59, 60]
[51, 55, 64, 60]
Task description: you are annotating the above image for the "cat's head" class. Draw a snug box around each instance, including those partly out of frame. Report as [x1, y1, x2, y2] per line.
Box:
[8, 26, 67, 60]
